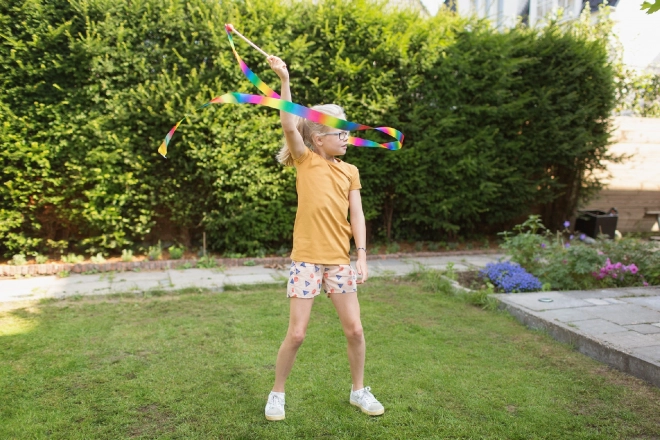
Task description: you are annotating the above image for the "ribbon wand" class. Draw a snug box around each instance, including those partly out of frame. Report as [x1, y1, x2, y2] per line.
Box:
[225, 23, 270, 58]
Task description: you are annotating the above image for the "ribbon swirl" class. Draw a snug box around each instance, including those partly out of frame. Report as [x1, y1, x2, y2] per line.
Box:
[158, 25, 404, 157]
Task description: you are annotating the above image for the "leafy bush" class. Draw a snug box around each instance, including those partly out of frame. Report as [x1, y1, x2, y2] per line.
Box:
[480, 262, 543, 293]
[0, 0, 617, 256]
[90, 253, 106, 264]
[34, 254, 48, 264]
[168, 245, 185, 260]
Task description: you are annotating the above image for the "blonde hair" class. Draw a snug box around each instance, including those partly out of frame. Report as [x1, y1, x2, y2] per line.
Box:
[276, 104, 346, 167]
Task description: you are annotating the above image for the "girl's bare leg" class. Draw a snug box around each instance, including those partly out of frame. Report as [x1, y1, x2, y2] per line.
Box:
[330, 292, 365, 390]
[272, 297, 315, 392]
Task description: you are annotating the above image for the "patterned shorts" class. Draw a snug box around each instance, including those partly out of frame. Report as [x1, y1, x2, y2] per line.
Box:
[287, 261, 358, 298]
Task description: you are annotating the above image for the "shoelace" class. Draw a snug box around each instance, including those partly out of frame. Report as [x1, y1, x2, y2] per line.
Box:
[268, 395, 284, 409]
[358, 386, 377, 406]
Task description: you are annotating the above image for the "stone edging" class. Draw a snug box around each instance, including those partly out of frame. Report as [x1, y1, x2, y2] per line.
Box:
[0, 249, 500, 278]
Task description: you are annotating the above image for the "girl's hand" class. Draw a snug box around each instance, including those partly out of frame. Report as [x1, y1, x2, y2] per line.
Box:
[356, 258, 368, 284]
[267, 55, 289, 81]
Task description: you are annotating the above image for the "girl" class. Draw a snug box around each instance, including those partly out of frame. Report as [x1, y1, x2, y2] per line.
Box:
[264, 54, 384, 421]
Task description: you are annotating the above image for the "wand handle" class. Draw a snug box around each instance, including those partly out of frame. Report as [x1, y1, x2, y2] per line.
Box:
[226, 24, 270, 58]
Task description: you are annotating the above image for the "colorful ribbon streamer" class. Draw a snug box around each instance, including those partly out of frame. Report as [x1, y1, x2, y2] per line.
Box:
[158, 25, 404, 157]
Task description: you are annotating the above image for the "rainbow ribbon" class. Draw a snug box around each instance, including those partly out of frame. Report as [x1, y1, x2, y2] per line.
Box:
[158, 25, 404, 157]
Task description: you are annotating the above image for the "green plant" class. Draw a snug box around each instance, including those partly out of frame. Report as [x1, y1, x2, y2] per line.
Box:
[427, 242, 440, 251]
[90, 253, 106, 264]
[62, 253, 84, 264]
[11, 254, 27, 266]
[197, 255, 217, 269]
[34, 254, 48, 264]
[445, 262, 457, 281]
[168, 245, 185, 260]
[385, 241, 400, 254]
[641, 0, 660, 15]
[498, 215, 550, 274]
[243, 260, 256, 267]
[414, 241, 424, 252]
[121, 249, 134, 262]
[57, 270, 70, 278]
[147, 241, 162, 261]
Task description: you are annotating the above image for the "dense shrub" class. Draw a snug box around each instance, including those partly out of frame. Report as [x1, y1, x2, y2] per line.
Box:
[0, 0, 617, 258]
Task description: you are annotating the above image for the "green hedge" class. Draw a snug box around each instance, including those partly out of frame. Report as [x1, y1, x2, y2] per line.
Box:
[0, 0, 616, 257]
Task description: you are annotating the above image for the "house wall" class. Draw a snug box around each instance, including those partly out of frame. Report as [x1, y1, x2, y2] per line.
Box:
[580, 117, 660, 232]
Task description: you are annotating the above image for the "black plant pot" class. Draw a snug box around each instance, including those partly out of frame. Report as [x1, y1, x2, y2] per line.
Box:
[575, 210, 618, 239]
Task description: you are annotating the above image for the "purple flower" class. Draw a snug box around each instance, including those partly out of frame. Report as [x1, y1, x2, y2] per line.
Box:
[563, 220, 570, 228]
[579, 234, 586, 241]
[644, 282, 649, 286]
[541, 243, 546, 248]
[564, 243, 570, 248]
[569, 234, 574, 240]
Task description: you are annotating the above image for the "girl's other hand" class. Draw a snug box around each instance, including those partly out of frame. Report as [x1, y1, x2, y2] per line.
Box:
[267, 55, 289, 81]
[356, 258, 368, 284]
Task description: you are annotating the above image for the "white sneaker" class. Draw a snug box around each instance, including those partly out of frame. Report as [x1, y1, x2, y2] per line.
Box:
[265, 391, 285, 421]
[350, 386, 384, 416]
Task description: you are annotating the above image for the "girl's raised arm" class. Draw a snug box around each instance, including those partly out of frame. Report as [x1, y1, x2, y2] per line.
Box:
[267, 56, 306, 160]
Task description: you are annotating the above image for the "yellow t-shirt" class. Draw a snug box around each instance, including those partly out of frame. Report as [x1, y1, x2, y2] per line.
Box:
[290, 148, 361, 264]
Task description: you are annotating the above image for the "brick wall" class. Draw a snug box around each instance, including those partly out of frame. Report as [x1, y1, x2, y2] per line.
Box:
[581, 117, 660, 233]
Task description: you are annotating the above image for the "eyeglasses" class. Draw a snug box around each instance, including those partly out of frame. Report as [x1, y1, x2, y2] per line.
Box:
[319, 131, 350, 141]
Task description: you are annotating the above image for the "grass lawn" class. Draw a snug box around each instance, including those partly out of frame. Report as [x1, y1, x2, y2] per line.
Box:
[1, 272, 659, 439]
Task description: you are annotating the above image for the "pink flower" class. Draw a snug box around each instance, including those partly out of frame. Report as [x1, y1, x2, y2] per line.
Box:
[643, 282, 649, 286]
[629, 264, 638, 274]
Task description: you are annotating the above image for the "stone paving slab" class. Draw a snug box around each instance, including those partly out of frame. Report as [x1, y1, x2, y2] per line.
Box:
[499, 291, 595, 311]
[582, 304, 660, 326]
[494, 286, 660, 388]
[627, 324, 660, 334]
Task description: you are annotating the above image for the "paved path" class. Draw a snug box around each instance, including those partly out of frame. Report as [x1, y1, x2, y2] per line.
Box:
[495, 287, 660, 388]
[1, 253, 658, 388]
[0, 255, 501, 306]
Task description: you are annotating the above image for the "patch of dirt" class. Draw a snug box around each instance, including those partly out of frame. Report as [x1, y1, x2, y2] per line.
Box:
[456, 270, 488, 290]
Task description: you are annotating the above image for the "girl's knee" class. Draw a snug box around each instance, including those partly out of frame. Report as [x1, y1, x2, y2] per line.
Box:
[287, 330, 306, 347]
[345, 325, 364, 342]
